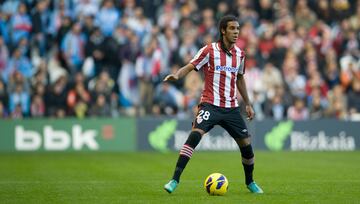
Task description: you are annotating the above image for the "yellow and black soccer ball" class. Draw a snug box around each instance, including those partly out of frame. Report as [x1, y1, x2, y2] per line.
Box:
[204, 173, 229, 196]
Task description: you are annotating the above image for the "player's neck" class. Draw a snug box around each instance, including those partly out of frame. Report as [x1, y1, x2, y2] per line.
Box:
[223, 39, 234, 50]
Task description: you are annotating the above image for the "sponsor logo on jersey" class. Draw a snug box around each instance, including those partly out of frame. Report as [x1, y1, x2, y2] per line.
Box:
[215, 65, 239, 73]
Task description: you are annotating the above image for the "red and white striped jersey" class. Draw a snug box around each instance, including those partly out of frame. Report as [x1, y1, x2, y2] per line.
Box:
[190, 42, 246, 108]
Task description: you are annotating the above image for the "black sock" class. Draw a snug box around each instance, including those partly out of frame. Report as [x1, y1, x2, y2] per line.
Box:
[172, 131, 202, 183]
[240, 144, 254, 185]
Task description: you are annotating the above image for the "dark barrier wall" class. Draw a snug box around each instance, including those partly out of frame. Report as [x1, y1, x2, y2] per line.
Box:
[137, 118, 359, 151]
[0, 118, 136, 152]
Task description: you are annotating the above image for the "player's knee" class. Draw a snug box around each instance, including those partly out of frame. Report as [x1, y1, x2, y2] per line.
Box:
[191, 128, 205, 136]
[235, 137, 251, 147]
[184, 131, 202, 148]
[240, 144, 254, 159]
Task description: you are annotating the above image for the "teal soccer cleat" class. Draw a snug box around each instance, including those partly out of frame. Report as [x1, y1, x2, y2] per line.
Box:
[247, 181, 264, 194]
[164, 179, 178, 194]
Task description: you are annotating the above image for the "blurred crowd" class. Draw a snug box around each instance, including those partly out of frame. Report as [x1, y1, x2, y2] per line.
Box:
[0, 0, 359, 121]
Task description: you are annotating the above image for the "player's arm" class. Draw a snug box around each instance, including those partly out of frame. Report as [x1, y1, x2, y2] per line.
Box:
[163, 63, 195, 82]
[236, 74, 255, 120]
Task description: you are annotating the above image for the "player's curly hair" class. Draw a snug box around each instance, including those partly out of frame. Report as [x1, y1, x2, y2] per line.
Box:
[218, 15, 238, 56]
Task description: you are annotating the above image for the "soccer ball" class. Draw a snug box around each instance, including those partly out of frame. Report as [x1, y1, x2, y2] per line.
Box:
[204, 173, 229, 196]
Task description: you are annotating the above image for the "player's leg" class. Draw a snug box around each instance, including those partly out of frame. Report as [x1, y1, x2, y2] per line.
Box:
[164, 128, 205, 193]
[164, 103, 217, 193]
[171, 128, 205, 181]
[219, 108, 263, 193]
[234, 137, 254, 185]
[234, 137, 263, 193]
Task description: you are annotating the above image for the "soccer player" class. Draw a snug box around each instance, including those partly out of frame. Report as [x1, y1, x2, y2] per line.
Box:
[163, 15, 264, 194]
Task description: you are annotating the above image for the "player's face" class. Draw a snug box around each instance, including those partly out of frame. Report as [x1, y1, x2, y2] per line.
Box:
[223, 21, 240, 44]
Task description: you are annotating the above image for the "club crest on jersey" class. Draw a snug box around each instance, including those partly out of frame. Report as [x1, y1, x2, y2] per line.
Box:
[215, 65, 239, 73]
[197, 117, 203, 124]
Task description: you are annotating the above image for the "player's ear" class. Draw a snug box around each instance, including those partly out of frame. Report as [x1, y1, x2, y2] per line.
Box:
[221, 28, 226, 35]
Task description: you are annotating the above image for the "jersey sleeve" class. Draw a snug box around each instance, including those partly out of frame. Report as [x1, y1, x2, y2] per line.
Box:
[190, 45, 210, 71]
[238, 50, 246, 75]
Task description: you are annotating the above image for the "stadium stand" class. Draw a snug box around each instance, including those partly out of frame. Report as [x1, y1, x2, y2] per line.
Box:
[0, 0, 359, 120]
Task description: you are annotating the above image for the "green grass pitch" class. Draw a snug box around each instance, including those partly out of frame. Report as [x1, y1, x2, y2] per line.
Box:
[0, 151, 359, 203]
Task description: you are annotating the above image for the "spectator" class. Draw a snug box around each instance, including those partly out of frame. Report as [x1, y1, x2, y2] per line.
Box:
[96, 0, 120, 36]
[135, 37, 163, 114]
[183, 67, 202, 112]
[67, 82, 90, 115]
[261, 63, 283, 97]
[75, 0, 99, 18]
[331, 0, 352, 21]
[268, 34, 287, 68]
[324, 60, 341, 89]
[85, 27, 106, 75]
[309, 81, 329, 114]
[10, 3, 32, 45]
[45, 76, 68, 117]
[347, 78, 360, 114]
[2, 48, 32, 83]
[258, 25, 275, 61]
[287, 97, 309, 121]
[109, 92, 119, 118]
[178, 33, 198, 65]
[61, 22, 86, 73]
[305, 71, 329, 98]
[9, 83, 30, 116]
[30, 94, 45, 117]
[0, 80, 8, 108]
[162, 27, 179, 61]
[156, 0, 180, 30]
[122, 0, 137, 18]
[252, 91, 266, 120]
[0, 36, 9, 74]
[126, 7, 152, 41]
[89, 94, 111, 117]
[0, 101, 8, 118]
[17, 38, 30, 58]
[117, 59, 139, 111]
[326, 97, 348, 120]
[74, 98, 88, 118]
[88, 70, 114, 108]
[315, 0, 333, 24]
[197, 8, 217, 39]
[33, 82, 46, 101]
[49, 0, 71, 38]
[215, 1, 230, 22]
[264, 93, 287, 121]
[309, 91, 325, 120]
[177, 18, 197, 44]
[284, 64, 306, 99]
[82, 15, 96, 39]
[349, 3, 360, 30]
[31, 0, 50, 56]
[0, 11, 10, 44]
[294, 0, 317, 30]
[54, 15, 72, 47]
[340, 54, 360, 90]
[11, 104, 23, 119]
[153, 82, 181, 115]
[256, 0, 274, 22]
[31, 61, 49, 87]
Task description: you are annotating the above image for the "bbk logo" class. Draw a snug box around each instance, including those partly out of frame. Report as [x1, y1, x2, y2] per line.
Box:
[15, 125, 99, 151]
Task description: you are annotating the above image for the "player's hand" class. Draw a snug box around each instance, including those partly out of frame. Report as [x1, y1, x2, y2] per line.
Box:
[163, 74, 179, 82]
[245, 105, 255, 121]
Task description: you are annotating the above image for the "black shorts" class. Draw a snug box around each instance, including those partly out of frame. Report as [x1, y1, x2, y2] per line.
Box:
[192, 103, 250, 139]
